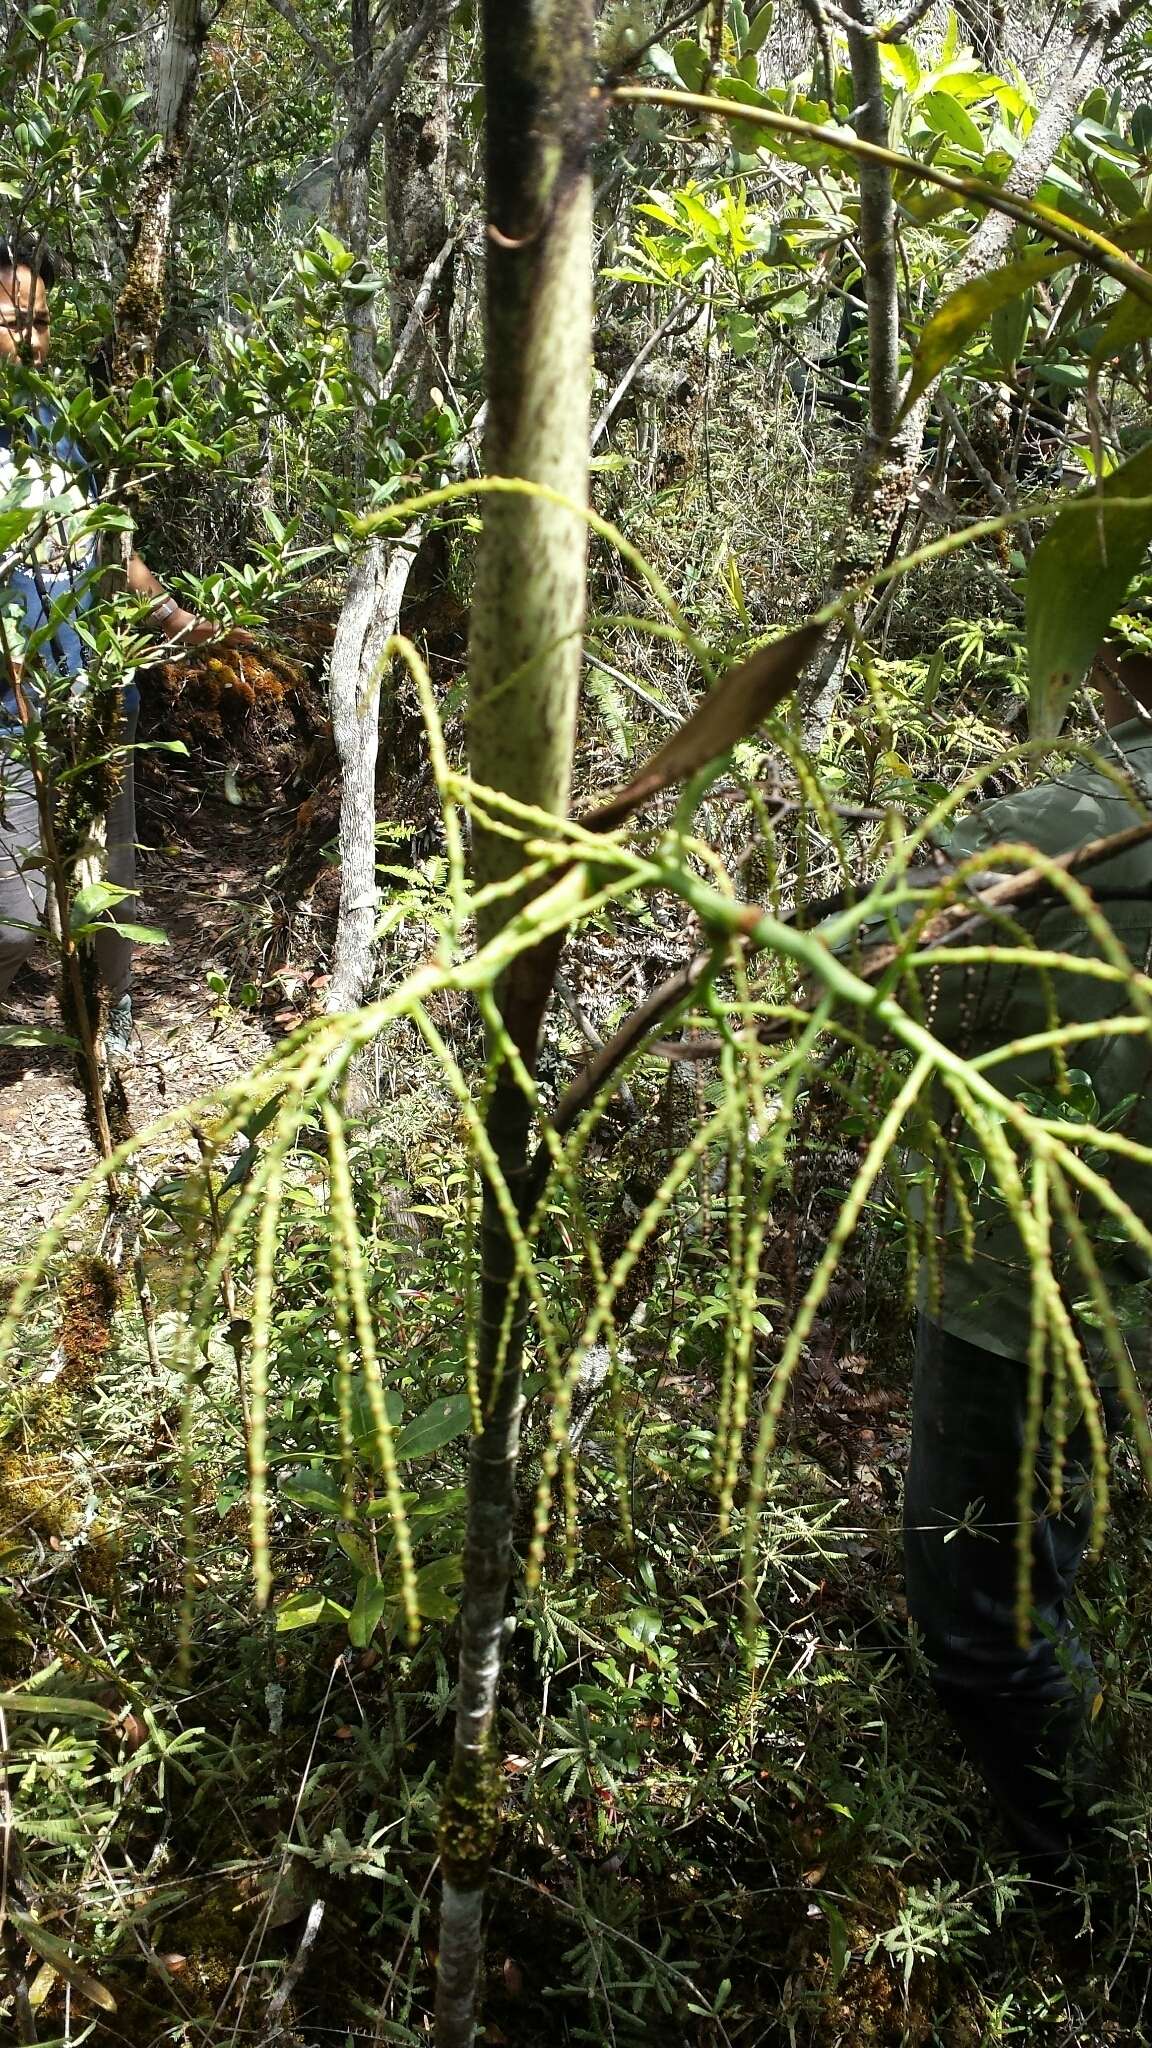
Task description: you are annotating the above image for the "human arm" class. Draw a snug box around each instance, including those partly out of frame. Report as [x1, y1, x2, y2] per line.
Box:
[126, 552, 255, 649]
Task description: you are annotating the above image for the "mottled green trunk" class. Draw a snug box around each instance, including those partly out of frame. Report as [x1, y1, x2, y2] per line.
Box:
[114, 0, 206, 384]
[467, 1, 593, 974]
[435, 5, 594, 2043]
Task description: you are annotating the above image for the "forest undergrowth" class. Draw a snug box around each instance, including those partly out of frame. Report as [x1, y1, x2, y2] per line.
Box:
[6, 586, 1152, 2046]
[6, 1124, 1152, 2048]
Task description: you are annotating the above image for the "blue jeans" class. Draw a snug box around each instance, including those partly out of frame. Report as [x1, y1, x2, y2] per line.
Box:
[904, 1315, 1123, 1862]
[0, 706, 138, 1005]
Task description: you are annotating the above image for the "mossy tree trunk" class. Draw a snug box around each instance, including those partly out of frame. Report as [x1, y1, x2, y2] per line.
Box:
[113, 0, 207, 385]
[384, 0, 450, 413]
[434, 5, 594, 2043]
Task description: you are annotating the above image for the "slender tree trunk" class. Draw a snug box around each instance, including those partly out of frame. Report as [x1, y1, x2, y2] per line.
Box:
[845, 1, 899, 471]
[434, 6, 594, 2043]
[114, 0, 207, 383]
[325, 0, 445, 1039]
[803, 0, 897, 751]
[385, 0, 450, 411]
[324, 525, 422, 1016]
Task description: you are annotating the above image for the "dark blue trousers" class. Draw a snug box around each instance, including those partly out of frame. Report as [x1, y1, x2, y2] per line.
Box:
[904, 1315, 1121, 1863]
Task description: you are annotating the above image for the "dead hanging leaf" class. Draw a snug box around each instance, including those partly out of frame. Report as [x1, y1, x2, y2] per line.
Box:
[8, 1907, 118, 2013]
[583, 622, 822, 833]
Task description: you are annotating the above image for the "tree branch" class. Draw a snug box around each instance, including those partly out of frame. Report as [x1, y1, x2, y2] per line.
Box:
[590, 295, 700, 447]
[379, 224, 463, 402]
[348, 0, 441, 155]
[261, 0, 343, 84]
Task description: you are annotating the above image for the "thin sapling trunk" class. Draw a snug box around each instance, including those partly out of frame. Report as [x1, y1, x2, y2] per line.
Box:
[435, 4, 595, 2042]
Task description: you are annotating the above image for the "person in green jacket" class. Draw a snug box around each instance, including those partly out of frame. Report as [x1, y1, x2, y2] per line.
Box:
[897, 643, 1152, 1879]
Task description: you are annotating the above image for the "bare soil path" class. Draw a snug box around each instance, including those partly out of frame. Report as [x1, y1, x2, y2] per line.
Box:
[0, 786, 297, 1242]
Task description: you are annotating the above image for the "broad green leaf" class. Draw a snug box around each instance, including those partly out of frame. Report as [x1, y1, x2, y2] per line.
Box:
[0, 1689, 113, 1720]
[0, 505, 41, 548]
[989, 286, 1031, 370]
[69, 879, 129, 928]
[673, 37, 707, 91]
[0, 1024, 78, 1051]
[273, 1588, 351, 1632]
[1027, 438, 1152, 741]
[884, 42, 920, 93]
[743, 2, 773, 55]
[1093, 288, 1152, 364]
[393, 1391, 473, 1462]
[348, 1573, 390, 1649]
[919, 90, 984, 155]
[350, 1384, 406, 1456]
[413, 1553, 464, 1621]
[101, 920, 169, 945]
[899, 252, 1066, 416]
[1096, 158, 1145, 219]
[279, 1466, 343, 1511]
[725, 309, 759, 356]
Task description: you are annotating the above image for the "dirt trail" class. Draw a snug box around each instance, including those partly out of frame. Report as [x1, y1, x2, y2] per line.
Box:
[0, 787, 297, 1241]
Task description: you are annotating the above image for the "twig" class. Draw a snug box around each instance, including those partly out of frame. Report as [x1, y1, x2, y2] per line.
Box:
[265, 1897, 325, 2034]
[591, 296, 699, 447]
[260, 0, 342, 80]
[555, 973, 637, 1118]
[379, 225, 466, 403]
[935, 392, 1011, 514]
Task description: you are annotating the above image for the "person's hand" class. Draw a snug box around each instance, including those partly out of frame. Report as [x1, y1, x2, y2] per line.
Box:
[184, 616, 257, 650]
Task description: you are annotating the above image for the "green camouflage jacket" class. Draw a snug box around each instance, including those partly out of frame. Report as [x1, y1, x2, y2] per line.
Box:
[877, 718, 1152, 1364]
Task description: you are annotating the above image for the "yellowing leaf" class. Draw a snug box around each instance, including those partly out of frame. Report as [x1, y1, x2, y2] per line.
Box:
[1092, 287, 1152, 365]
[8, 1908, 117, 2013]
[899, 252, 1066, 418]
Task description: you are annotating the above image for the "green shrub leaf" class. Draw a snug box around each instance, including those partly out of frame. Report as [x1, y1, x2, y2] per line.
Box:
[899, 252, 1066, 417]
[1027, 437, 1152, 741]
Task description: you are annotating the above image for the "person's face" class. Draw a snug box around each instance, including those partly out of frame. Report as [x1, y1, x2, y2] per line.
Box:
[0, 265, 50, 365]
